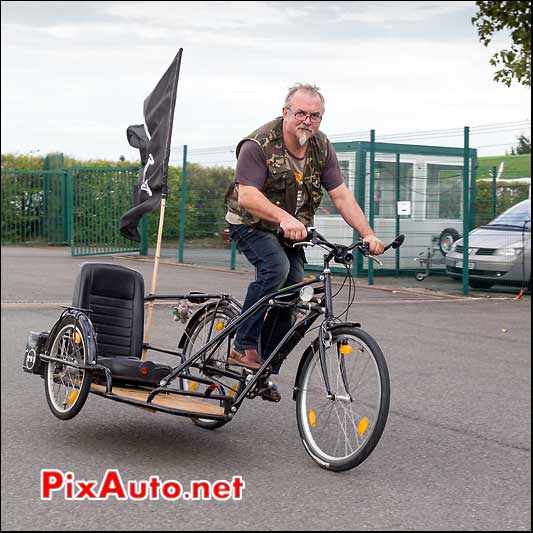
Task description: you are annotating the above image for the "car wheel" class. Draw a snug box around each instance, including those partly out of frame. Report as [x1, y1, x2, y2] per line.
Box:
[439, 228, 461, 255]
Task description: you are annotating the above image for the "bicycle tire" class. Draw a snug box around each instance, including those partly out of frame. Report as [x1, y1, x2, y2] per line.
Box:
[181, 304, 240, 430]
[44, 314, 93, 420]
[295, 325, 390, 471]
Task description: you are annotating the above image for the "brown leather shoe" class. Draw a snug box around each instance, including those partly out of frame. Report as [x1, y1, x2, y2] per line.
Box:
[228, 349, 261, 370]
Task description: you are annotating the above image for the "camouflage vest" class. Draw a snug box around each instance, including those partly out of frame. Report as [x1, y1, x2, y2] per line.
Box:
[225, 117, 329, 233]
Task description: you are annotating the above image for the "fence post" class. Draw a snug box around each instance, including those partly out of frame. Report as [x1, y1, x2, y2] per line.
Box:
[395, 153, 401, 276]
[470, 150, 477, 227]
[353, 147, 366, 277]
[462, 127, 470, 296]
[368, 130, 376, 286]
[230, 240, 237, 270]
[491, 166, 497, 219]
[140, 214, 148, 255]
[65, 170, 72, 248]
[178, 145, 187, 263]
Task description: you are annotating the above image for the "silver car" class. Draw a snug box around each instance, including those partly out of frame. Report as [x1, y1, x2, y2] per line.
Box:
[445, 199, 531, 289]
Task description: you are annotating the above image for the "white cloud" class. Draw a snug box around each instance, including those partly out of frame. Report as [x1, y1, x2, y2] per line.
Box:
[336, 1, 473, 24]
[1, 1, 530, 161]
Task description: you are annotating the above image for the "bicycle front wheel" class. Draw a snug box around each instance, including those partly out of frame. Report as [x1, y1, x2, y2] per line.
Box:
[296, 326, 390, 471]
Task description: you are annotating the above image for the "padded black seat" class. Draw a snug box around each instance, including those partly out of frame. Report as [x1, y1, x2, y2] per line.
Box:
[72, 263, 171, 387]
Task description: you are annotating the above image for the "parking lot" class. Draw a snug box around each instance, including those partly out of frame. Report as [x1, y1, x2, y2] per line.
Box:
[1, 246, 531, 531]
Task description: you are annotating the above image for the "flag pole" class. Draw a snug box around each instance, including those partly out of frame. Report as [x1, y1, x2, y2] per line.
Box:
[142, 196, 166, 360]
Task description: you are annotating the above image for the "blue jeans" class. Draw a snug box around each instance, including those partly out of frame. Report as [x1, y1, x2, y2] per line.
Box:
[229, 224, 305, 361]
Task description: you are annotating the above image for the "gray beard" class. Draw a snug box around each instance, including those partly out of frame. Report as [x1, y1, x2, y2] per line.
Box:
[298, 133, 307, 146]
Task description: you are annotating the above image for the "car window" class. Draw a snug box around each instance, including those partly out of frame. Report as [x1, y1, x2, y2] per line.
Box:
[487, 200, 531, 228]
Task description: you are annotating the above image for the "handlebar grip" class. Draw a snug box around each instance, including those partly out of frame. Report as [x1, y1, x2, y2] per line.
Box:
[383, 234, 405, 252]
[276, 227, 313, 243]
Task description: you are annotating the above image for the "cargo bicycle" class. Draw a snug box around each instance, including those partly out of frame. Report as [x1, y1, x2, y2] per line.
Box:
[23, 228, 404, 471]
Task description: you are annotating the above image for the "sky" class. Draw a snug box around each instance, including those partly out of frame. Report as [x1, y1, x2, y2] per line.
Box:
[1, 0, 531, 165]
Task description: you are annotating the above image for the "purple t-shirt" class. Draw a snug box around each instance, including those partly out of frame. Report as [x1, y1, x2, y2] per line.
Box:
[234, 139, 345, 191]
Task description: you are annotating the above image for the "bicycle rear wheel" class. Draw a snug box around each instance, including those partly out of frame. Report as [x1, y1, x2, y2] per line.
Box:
[44, 315, 93, 420]
[181, 304, 240, 429]
[296, 326, 390, 471]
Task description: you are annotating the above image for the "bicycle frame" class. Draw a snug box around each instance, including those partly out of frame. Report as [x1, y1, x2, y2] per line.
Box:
[146, 248, 352, 415]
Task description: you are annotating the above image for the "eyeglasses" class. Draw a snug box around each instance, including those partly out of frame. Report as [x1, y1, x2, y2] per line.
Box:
[287, 108, 323, 123]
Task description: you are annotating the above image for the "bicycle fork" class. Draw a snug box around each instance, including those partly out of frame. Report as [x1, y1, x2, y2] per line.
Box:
[316, 263, 334, 397]
[318, 266, 352, 402]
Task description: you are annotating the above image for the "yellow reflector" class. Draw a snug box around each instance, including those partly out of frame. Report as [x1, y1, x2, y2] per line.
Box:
[189, 381, 197, 393]
[215, 321, 225, 331]
[357, 417, 369, 435]
[229, 385, 237, 398]
[339, 344, 352, 355]
[69, 390, 79, 404]
[74, 332, 82, 344]
[308, 409, 317, 427]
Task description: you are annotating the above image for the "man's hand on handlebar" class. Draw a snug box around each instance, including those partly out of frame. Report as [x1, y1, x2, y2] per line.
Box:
[361, 234, 385, 255]
[279, 215, 308, 242]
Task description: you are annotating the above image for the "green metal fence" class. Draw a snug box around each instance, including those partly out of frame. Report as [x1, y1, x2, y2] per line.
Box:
[1, 166, 145, 256]
[160, 130, 529, 295]
[1, 170, 68, 245]
[69, 166, 143, 256]
[2, 128, 530, 295]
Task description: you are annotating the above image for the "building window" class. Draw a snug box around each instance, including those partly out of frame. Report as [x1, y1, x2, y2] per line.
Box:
[426, 164, 463, 219]
[374, 161, 414, 218]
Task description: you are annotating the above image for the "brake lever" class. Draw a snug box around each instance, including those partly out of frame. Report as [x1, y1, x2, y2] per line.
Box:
[367, 254, 383, 267]
[292, 241, 313, 249]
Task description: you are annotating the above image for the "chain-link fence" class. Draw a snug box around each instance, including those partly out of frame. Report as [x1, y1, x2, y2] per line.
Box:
[153, 122, 529, 293]
[2, 121, 530, 293]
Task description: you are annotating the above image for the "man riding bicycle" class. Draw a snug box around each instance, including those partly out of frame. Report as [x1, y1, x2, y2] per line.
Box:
[224, 82, 384, 384]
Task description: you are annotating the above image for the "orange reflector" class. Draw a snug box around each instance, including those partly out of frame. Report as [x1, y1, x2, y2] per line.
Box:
[74, 332, 82, 344]
[69, 390, 79, 404]
[215, 321, 225, 331]
[229, 385, 237, 398]
[339, 344, 352, 355]
[189, 381, 197, 393]
[308, 409, 317, 427]
[357, 417, 369, 435]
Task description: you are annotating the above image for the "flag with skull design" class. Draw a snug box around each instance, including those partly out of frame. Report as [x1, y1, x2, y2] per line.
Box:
[120, 49, 183, 242]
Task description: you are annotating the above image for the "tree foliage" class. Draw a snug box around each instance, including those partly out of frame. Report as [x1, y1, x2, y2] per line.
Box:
[472, 1, 531, 87]
[515, 134, 531, 155]
[1, 153, 45, 171]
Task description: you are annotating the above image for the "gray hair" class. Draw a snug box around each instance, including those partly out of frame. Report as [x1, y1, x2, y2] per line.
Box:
[284, 83, 325, 108]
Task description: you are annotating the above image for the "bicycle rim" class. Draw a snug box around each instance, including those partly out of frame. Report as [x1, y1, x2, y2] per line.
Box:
[45, 320, 90, 419]
[182, 308, 238, 428]
[297, 327, 390, 471]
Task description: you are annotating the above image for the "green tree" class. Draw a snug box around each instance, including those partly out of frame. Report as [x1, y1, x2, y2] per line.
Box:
[472, 1, 531, 87]
[1, 153, 45, 170]
[515, 134, 531, 155]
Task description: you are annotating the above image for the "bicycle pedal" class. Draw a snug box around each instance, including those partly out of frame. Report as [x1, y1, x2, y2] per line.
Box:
[258, 383, 281, 403]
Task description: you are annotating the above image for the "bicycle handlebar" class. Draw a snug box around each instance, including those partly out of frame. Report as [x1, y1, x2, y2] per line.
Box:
[277, 227, 405, 266]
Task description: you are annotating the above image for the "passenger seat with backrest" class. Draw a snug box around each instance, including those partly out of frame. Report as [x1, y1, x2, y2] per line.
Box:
[72, 263, 172, 387]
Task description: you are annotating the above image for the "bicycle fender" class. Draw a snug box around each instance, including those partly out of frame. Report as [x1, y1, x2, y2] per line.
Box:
[45, 309, 98, 365]
[177, 301, 241, 349]
[292, 322, 361, 401]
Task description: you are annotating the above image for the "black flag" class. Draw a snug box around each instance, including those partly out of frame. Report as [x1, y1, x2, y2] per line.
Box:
[120, 49, 183, 242]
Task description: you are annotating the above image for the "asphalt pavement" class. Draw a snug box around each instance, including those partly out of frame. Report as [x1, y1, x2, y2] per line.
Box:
[1, 246, 531, 531]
